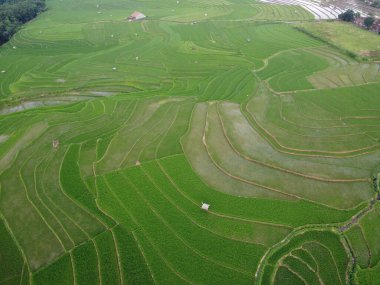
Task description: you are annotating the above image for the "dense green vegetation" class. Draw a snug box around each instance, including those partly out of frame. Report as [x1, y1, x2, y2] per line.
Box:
[0, 0, 46, 45]
[0, 0, 379, 284]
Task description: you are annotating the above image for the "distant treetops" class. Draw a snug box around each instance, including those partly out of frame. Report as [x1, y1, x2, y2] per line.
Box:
[0, 0, 46, 45]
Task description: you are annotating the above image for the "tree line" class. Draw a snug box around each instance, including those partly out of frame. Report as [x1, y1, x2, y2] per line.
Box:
[0, 0, 46, 45]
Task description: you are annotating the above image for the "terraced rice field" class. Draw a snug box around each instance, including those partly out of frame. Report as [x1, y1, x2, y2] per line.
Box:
[0, 0, 379, 284]
[297, 21, 380, 60]
[260, 0, 345, 19]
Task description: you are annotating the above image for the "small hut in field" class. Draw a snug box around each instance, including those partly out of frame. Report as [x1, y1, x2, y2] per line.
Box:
[128, 11, 146, 21]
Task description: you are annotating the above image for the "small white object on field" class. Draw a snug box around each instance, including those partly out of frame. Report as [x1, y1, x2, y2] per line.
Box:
[96, 4, 99, 8]
[13, 46, 16, 49]
[1, 70, 5, 73]
[136, 56, 139, 60]
[177, 0, 179, 3]
[204, 13, 208, 16]
[97, 11, 102, 14]
[111, 34, 114, 38]
[112, 67, 117, 71]
[201, 203, 210, 211]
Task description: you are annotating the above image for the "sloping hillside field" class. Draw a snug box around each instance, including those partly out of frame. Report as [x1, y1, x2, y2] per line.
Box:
[0, 0, 380, 284]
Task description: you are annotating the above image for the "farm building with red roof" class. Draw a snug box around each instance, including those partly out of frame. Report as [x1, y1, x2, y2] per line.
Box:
[128, 11, 146, 21]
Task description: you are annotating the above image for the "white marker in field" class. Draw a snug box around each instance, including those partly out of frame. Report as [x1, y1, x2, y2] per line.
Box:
[205, 13, 208, 16]
[177, 0, 179, 3]
[136, 56, 139, 61]
[112, 67, 117, 71]
[1, 70, 5, 73]
[13, 46, 16, 49]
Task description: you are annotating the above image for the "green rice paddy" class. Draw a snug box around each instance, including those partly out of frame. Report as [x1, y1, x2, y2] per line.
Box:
[0, 0, 380, 284]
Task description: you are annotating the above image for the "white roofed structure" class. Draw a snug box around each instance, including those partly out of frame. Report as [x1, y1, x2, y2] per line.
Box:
[201, 203, 210, 211]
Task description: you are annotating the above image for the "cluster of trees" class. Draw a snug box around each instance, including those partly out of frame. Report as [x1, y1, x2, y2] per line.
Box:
[338, 9, 378, 31]
[370, 0, 380, 8]
[364, 16, 376, 29]
[338, 9, 360, 22]
[0, 0, 46, 45]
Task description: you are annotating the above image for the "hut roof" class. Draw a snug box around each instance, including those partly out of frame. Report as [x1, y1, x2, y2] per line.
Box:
[201, 203, 210, 211]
